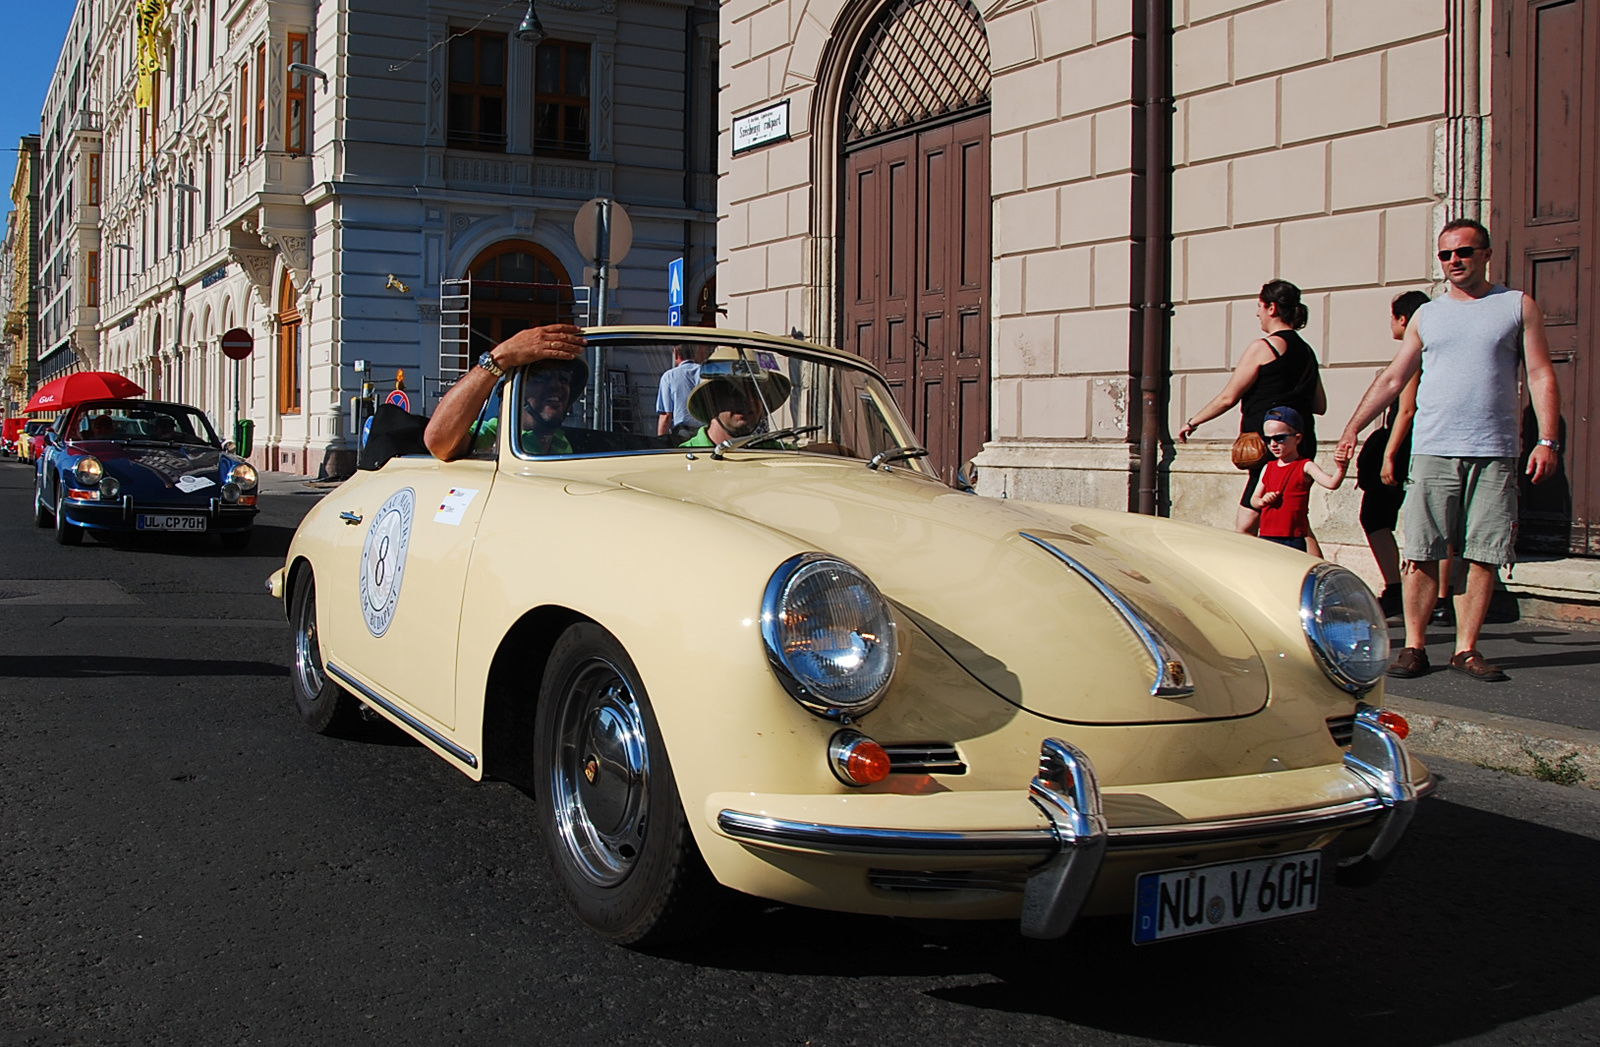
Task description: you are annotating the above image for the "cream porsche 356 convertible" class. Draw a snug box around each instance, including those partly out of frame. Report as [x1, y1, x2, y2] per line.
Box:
[268, 327, 1430, 947]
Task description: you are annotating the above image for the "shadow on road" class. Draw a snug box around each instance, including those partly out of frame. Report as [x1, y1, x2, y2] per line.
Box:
[664, 795, 1600, 1046]
[0, 655, 287, 678]
[84, 523, 298, 559]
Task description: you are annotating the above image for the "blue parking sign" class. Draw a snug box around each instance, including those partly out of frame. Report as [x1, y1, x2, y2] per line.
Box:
[667, 257, 685, 308]
[667, 305, 683, 327]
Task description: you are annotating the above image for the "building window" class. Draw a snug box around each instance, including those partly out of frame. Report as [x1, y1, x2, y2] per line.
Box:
[286, 34, 307, 155]
[535, 40, 589, 157]
[88, 153, 100, 205]
[255, 42, 267, 153]
[278, 275, 302, 414]
[86, 251, 98, 306]
[447, 30, 507, 152]
[237, 63, 248, 163]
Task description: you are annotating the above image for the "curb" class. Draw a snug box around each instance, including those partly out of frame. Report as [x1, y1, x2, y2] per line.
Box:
[1387, 695, 1600, 788]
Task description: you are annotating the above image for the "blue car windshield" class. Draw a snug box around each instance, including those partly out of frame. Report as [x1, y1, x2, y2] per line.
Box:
[71, 404, 220, 446]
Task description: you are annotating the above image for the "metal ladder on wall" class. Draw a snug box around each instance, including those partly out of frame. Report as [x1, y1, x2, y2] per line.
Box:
[437, 279, 593, 398]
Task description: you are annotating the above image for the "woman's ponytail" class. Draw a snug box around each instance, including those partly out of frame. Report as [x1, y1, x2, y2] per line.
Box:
[1260, 279, 1308, 329]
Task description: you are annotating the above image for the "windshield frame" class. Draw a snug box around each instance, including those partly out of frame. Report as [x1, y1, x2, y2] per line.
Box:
[501, 332, 931, 475]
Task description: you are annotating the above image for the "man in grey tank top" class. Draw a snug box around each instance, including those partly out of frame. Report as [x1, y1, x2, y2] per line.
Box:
[1335, 218, 1563, 683]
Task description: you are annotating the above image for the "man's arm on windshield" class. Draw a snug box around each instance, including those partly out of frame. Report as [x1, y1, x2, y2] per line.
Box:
[424, 324, 587, 462]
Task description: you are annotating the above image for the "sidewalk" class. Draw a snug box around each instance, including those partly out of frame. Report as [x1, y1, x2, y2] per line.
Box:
[1382, 617, 1600, 787]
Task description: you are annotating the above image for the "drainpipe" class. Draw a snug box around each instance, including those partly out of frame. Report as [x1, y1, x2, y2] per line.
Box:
[1136, 0, 1173, 516]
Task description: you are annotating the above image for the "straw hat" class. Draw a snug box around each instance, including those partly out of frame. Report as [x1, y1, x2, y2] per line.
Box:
[686, 349, 793, 423]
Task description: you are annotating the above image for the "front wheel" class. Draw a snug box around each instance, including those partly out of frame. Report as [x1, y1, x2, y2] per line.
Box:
[54, 487, 82, 545]
[290, 571, 361, 734]
[533, 623, 712, 946]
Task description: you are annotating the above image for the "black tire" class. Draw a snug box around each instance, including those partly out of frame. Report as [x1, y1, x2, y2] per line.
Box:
[290, 572, 361, 734]
[33, 481, 52, 527]
[533, 623, 712, 946]
[54, 487, 83, 545]
[220, 529, 253, 551]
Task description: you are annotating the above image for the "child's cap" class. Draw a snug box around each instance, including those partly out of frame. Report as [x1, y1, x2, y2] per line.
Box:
[1263, 406, 1304, 433]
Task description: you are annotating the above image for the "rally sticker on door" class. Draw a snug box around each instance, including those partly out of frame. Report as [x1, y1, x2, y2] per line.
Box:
[360, 487, 416, 638]
[434, 487, 479, 525]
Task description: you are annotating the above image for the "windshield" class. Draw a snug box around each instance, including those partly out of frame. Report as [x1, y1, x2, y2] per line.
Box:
[500, 337, 929, 474]
[68, 403, 220, 446]
[25, 421, 51, 435]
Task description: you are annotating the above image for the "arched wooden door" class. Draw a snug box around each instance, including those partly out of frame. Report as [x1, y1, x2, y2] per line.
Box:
[467, 241, 575, 351]
[841, 0, 991, 485]
[1494, 0, 1600, 556]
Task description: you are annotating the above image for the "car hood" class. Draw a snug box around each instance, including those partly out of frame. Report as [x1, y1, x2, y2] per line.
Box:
[70, 440, 230, 493]
[609, 456, 1272, 725]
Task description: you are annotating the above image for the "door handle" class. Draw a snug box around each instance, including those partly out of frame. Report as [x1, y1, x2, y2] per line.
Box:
[340, 511, 363, 525]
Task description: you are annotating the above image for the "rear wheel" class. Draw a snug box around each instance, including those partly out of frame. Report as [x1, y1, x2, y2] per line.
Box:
[33, 480, 51, 527]
[290, 572, 361, 734]
[54, 487, 82, 545]
[533, 623, 712, 946]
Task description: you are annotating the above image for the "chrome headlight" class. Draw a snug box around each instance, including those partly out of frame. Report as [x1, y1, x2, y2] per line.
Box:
[1301, 564, 1390, 692]
[226, 462, 259, 490]
[74, 457, 104, 486]
[100, 476, 122, 499]
[761, 554, 898, 720]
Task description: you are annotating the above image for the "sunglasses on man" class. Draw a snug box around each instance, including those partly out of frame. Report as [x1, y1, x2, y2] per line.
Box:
[1437, 246, 1480, 262]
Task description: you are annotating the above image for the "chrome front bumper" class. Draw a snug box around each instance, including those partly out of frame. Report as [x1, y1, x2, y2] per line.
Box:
[716, 707, 1428, 939]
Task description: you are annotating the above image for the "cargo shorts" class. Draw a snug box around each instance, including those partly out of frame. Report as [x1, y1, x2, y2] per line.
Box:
[1401, 455, 1518, 566]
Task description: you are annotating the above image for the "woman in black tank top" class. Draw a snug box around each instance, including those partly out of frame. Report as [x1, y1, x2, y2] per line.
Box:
[1177, 280, 1328, 544]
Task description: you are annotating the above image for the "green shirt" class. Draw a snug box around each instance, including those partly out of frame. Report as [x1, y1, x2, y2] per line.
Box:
[472, 417, 574, 456]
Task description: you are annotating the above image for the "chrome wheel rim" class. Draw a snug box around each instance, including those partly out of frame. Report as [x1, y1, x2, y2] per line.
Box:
[549, 660, 650, 887]
[295, 585, 329, 699]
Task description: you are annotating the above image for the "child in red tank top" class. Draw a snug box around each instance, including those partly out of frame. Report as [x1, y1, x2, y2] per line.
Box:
[1250, 406, 1347, 554]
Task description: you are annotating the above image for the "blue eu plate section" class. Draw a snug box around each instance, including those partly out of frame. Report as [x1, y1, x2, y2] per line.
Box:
[1133, 849, 1323, 944]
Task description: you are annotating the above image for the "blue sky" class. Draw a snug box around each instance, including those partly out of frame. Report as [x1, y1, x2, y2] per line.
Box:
[3, 3, 77, 211]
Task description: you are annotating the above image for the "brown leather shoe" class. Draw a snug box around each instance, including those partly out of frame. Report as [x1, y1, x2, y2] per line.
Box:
[1450, 649, 1508, 682]
[1386, 647, 1431, 678]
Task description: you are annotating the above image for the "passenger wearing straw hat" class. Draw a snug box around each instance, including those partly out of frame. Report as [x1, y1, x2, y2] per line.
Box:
[680, 352, 793, 449]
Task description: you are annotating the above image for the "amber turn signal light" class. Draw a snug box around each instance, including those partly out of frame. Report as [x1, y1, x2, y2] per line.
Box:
[829, 730, 892, 786]
[1376, 710, 1410, 740]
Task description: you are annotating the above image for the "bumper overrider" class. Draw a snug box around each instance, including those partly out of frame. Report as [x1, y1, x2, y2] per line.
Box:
[716, 706, 1430, 939]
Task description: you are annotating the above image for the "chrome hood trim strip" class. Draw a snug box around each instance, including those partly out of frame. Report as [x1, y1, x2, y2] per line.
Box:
[1019, 532, 1196, 698]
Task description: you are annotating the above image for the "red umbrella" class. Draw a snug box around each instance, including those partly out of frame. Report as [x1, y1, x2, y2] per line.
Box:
[24, 371, 145, 413]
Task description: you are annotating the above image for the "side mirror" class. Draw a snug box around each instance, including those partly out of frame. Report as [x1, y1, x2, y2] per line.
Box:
[223, 440, 237, 453]
[956, 459, 979, 492]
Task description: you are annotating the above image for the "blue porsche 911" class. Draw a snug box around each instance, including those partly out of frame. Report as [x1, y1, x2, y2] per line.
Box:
[34, 398, 260, 549]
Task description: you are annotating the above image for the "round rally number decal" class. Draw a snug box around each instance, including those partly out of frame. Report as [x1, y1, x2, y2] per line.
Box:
[359, 487, 416, 637]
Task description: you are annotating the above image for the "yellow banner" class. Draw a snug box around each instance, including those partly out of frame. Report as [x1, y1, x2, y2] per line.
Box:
[135, 0, 167, 110]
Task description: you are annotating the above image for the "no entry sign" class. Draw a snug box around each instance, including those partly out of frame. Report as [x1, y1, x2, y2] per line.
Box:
[220, 328, 254, 361]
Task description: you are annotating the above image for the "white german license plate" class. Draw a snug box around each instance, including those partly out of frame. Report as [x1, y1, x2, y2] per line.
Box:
[1132, 849, 1323, 944]
[137, 514, 207, 532]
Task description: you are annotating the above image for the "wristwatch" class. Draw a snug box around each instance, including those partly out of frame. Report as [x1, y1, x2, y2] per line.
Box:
[1537, 438, 1562, 453]
[477, 350, 505, 379]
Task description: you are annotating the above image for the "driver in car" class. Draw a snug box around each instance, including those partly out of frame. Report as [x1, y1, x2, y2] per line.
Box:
[425, 324, 588, 461]
[680, 358, 793, 449]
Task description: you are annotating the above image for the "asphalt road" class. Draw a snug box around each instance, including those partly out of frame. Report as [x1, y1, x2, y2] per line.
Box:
[3, 459, 1599, 1047]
